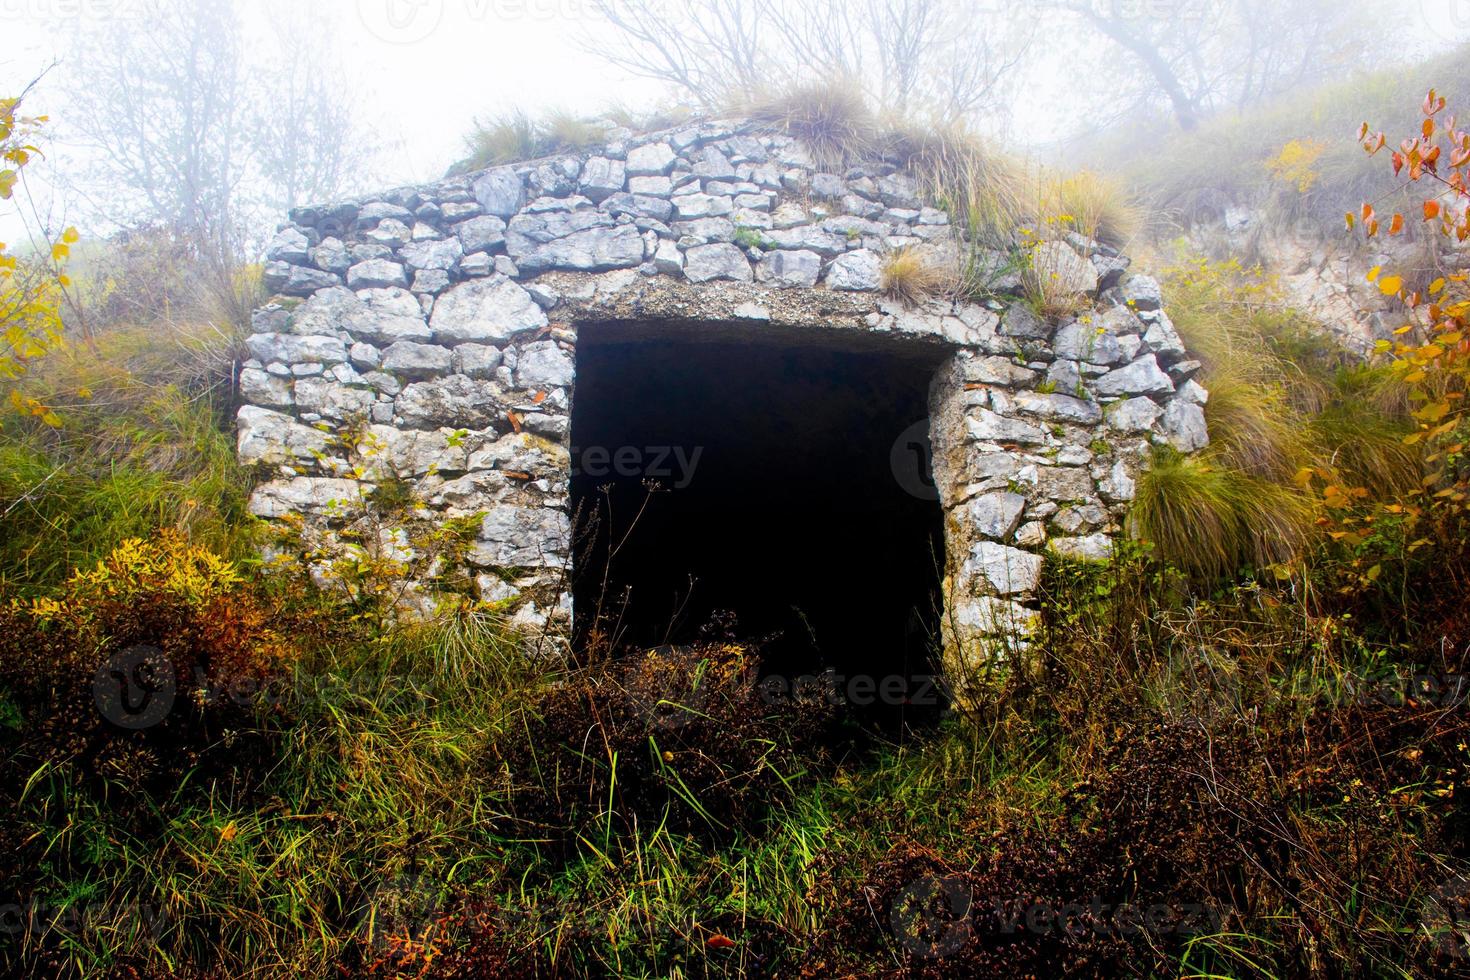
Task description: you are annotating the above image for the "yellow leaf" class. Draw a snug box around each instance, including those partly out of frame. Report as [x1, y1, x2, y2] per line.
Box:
[1379, 274, 1404, 294]
[1367, 265, 1382, 282]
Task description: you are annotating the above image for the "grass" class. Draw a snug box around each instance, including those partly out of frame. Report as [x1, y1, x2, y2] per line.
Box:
[1043, 170, 1142, 249]
[879, 244, 951, 305]
[1130, 448, 1315, 580]
[741, 78, 880, 169]
[1124, 255, 1423, 581]
[452, 109, 611, 176]
[0, 320, 253, 594]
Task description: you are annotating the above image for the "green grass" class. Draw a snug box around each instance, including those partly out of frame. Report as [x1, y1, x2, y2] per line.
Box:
[0, 322, 254, 594]
[1127, 256, 1422, 580]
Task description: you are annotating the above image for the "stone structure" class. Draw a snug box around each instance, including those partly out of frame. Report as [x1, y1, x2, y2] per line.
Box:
[240, 117, 1208, 677]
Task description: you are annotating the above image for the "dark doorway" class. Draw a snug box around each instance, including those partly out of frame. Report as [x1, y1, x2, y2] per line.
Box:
[569, 325, 947, 723]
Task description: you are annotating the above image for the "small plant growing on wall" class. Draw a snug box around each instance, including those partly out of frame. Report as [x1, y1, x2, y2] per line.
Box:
[263, 417, 484, 628]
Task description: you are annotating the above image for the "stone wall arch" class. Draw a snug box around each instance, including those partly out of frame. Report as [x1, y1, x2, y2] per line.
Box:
[240, 118, 1209, 682]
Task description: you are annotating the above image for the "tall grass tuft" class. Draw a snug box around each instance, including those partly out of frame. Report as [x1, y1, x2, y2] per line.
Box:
[742, 79, 879, 169]
[1044, 170, 1143, 249]
[879, 244, 952, 305]
[1130, 449, 1315, 580]
[454, 109, 610, 175]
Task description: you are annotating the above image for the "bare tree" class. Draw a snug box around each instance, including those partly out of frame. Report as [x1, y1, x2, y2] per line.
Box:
[66, 0, 249, 254]
[64, 0, 370, 258]
[584, 0, 1035, 127]
[253, 1, 375, 216]
[1063, 0, 1395, 131]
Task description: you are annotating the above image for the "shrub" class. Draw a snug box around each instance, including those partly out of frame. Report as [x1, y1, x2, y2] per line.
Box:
[0, 532, 293, 792]
[0, 321, 251, 594]
[884, 121, 1035, 251]
[1130, 449, 1314, 580]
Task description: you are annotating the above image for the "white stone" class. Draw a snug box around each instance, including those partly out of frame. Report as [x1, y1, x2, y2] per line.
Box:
[1050, 533, 1114, 562]
[515, 340, 575, 389]
[429, 275, 548, 344]
[1092, 354, 1174, 397]
[1160, 399, 1209, 451]
[381, 341, 453, 378]
[756, 249, 821, 288]
[471, 504, 572, 568]
[683, 243, 752, 283]
[965, 541, 1043, 596]
[825, 249, 882, 291]
[967, 491, 1026, 540]
[625, 142, 677, 176]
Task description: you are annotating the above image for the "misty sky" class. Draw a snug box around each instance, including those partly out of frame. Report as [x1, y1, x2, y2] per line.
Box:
[2, 0, 1467, 246]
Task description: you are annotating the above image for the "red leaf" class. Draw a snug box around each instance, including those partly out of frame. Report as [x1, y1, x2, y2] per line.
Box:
[706, 935, 738, 949]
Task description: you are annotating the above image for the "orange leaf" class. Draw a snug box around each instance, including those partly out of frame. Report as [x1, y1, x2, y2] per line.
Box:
[507, 410, 523, 432]
[1389, 213, 1404, 235]
[1425, 200, 1441, 220]
[706, 935, 738, 949]
[532, 390, 548, 404]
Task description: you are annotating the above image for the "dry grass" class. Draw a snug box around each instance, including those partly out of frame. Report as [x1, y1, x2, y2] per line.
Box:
[883, 120, 1036, 249]
[1044, 170, 1143, 248]
[741, 78, 879, 169]
[879, 244, 952, 305]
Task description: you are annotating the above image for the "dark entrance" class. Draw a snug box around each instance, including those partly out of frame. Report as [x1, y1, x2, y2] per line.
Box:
[569, 324, 947, 722]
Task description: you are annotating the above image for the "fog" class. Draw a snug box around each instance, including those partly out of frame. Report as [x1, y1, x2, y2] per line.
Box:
[1, 0, 1465, 247]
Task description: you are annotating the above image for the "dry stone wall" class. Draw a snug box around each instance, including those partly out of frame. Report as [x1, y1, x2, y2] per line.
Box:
[241, 117, 1209, 675]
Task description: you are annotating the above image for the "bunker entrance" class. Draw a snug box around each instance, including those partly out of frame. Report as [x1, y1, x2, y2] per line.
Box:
[570, 325, 948, 724]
